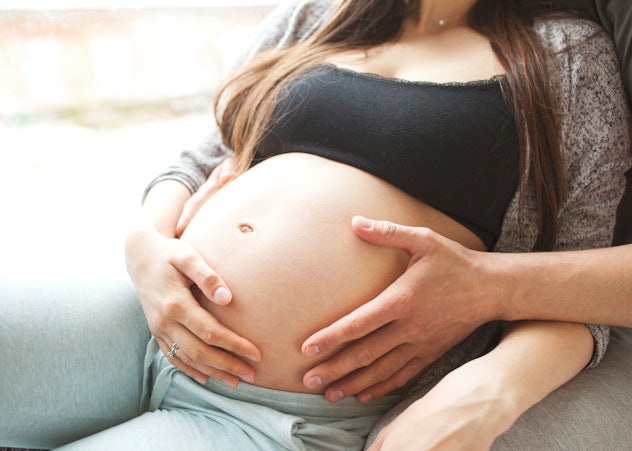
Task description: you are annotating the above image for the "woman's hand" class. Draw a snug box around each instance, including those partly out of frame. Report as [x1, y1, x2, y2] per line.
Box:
[367, 358, 515, 451]
[125, 223, 261, 387]
[369, 320, 593, 450]
[302, 216, 500, 402]
[175, 157, 237, 237]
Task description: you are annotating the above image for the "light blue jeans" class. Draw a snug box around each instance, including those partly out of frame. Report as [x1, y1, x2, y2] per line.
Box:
[57, 339, 397, 450]
[0, 273, 150, 449]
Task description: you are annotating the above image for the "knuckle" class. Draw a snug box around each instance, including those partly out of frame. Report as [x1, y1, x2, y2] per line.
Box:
[390, 289, 413, 316]
[162, 298, 183, 318]
[416, 226, 434, 239]
[346, 317, 366, 339]
[174, 350, 191, 365]
[313, 365, 337, 384]
[368, 384, 389, 400]
[356, 348, 376, 367]
[169, 247, 194, 267]
[186, 347, 202, 363]
[199, 327, 219, 345]
[152, 315, 169, 332]
[369, 363, 394, 384]
[412, 354, 434, 372]
[417, 226, 441, 248]
[199, 270, 221, 289]
[378, 221, 398, 240]
[225, 359, 246, 377]
[391, 371, 413, 390]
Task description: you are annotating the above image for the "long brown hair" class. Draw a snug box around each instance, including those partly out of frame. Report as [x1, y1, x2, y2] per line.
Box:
[215, 0, 565, 251]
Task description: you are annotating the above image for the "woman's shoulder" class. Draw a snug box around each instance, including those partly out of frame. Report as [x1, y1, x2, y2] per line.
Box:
[259, 0, 335, 44]
[535, 14, 622, 103]
[534, 14, 615, 57]
[229, 0, 334, 66]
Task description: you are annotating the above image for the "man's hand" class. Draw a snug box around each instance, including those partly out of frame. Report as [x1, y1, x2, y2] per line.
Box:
[302, 216, 497, 403]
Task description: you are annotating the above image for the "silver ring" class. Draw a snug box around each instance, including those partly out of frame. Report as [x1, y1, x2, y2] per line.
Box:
[167, 342, 179, 358]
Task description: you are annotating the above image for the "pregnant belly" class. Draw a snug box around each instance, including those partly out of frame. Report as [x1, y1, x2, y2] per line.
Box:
[180, 153, 485, 393]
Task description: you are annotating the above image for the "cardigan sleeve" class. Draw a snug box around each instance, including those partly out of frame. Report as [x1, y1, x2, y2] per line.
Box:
[143, 0, 333, 200]
[495, 18, 632, 367]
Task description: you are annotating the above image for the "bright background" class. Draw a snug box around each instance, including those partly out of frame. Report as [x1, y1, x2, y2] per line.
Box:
[0, 2, 280, 277]
[0, 1, 279, 9]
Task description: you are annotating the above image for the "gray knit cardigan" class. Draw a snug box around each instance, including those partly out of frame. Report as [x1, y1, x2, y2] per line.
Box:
[145, 0, 632, 375]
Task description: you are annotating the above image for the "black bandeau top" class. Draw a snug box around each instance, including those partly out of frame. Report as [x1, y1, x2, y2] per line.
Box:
[255, 64, 519, 249]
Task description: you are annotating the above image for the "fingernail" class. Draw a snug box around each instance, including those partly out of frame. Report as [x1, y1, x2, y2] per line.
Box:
[306, 376, 323, 389]
[304, 345, 320, 357]
[239, 373, 254, 384]
[213, 287, 231, 305]
[245, 353, 260, 362]
[194, 375, 208, 385]
[328, 390, 345, 403]
[220, 376, 239, 388]
[358, 393, 373, 404]
[354, 216, 372, 229]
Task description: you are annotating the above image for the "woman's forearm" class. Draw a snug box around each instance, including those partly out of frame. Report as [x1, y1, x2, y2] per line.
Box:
[484, 321, 593, 421]
[368, 320, 594, 450]
[488, 245, 632, 327]
[132, 180, 192, 238]
[443, 321, 593, 439]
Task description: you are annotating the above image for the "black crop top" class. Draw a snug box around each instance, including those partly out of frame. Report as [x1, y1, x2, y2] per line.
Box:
[255, 65, 519, 248]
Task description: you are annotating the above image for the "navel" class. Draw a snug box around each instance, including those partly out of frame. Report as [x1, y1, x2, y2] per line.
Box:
[239, 223, 254, 234]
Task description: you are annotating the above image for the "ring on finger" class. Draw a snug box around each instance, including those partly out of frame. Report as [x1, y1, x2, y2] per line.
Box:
[167, 342, 180, 358]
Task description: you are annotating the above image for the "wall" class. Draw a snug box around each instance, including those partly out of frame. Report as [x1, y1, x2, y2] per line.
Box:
[0, 6, 274, 276]
[0, 6, 273, 125]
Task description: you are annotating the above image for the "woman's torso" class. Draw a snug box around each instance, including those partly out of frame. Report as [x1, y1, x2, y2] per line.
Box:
[180, 25, 512, 393]
[181, 153, 488, 392]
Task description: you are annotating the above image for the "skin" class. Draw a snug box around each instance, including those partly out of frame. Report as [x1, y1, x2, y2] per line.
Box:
[367, 321, 593, 450]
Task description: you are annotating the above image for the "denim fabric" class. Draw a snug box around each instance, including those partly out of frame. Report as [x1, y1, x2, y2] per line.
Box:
[57, 339, 397, 451]
[0, 274, 150, 449]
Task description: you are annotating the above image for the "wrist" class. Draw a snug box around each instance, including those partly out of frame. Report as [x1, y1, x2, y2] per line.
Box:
[468, 249, 514, 323]
[141, 180, 191, 236]
[477, 250, 561, 322]
[413, 358, 521, 449]
[486, 251, 596, 323]
[124, 224, 164, 279]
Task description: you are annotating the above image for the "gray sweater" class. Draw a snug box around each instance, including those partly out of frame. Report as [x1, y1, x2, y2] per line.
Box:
[145, 0, 632, 373]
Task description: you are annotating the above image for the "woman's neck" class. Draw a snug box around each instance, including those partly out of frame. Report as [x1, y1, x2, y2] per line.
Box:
[409, 0, 478, 34]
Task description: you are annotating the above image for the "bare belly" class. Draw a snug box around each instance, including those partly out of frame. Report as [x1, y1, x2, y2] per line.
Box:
[180, 153, 485, 393]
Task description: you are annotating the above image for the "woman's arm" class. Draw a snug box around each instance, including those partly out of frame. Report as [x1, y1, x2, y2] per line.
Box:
[125, 180, 261, 386]
[367, 320, 594, 451]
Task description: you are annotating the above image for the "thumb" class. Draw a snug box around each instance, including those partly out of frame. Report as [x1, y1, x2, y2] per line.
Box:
[351, 216, 432, 254]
